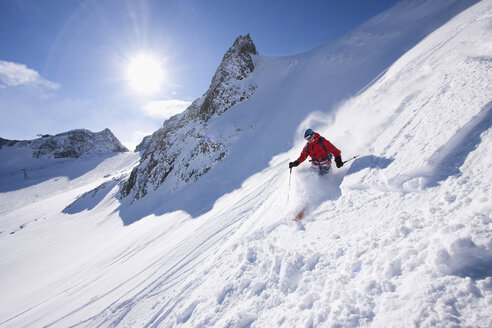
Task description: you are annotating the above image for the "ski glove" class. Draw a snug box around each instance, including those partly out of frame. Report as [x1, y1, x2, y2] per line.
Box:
[335, 156, 343, 168]
[289, 160, 299, 169]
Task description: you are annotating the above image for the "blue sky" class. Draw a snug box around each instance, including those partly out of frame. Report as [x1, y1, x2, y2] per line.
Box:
[0, 0, 399, 149]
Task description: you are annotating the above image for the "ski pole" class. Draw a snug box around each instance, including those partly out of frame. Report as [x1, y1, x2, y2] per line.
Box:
[287, 168, 292, 204]
[343, 155, 359, 164]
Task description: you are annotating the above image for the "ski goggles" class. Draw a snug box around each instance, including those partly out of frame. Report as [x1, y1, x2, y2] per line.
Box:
[304, 132, 314, 140]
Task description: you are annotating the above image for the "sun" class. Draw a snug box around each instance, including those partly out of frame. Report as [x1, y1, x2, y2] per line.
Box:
[127, 54, 164, 95]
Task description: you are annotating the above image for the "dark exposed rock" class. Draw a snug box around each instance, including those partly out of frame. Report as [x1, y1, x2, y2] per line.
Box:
[135, 135, 152, 153]
[1, 128, 128, 158]
[121, 35, 258, 201]
[198, 34, 258, 121]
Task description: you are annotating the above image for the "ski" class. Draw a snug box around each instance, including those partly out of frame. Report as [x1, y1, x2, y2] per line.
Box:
[293, 208, 305, 221]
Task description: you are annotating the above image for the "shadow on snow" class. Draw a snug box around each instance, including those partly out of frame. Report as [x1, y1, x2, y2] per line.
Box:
[0, 153, 119, 193]
[424, 101, 492, 188]
[388, 102, 492, 189]
[346, 155, 395, 176]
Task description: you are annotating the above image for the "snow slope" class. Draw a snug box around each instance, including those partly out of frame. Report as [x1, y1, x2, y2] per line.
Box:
[1, 0, 491, 327]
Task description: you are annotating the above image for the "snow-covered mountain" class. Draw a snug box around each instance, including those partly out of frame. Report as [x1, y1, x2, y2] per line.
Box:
[122, 34, 257, 200]
[1, 1, 491, 327]
[0, 128, 128, 159]
[0, 128, 130, 215]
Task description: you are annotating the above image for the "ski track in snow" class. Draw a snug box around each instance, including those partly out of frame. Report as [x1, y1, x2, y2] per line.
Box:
[1, 1, 492, 327]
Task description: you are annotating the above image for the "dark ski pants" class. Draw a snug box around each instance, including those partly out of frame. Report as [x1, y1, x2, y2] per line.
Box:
[311, 164, 331, 175]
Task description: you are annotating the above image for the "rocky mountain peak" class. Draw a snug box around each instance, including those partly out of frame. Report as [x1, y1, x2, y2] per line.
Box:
[0, 128, 128, 158]
[121, 35, 259, 201]
[198, 34, 258, 121]
[232, 34, 258, 55]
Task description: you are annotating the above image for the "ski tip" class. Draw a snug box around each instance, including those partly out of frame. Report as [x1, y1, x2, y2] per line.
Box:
[293, 209, 305, 221]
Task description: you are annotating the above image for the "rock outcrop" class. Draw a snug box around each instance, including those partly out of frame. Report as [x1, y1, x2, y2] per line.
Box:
[0, 128, 128, 158]
[121, 34, 258, 200]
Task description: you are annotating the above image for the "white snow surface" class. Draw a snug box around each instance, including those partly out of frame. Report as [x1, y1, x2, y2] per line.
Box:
[1, 1, 492, 327]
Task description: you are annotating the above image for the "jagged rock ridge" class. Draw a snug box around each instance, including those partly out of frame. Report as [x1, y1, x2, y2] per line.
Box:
[198, 34, 258, 121]
[0, 128, 128, 158]
[122, 34, 258, 200]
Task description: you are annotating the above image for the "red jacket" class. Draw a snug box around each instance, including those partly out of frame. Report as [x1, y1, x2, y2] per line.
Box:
[297, 133, 341, 166]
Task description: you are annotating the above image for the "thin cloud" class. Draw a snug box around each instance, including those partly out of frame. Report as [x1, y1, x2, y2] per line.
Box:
[144, 99, 192, 119]
[0, 60, 60, 89]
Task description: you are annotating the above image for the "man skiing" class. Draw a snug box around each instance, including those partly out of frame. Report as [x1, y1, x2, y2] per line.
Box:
[289, 128, 343, 175]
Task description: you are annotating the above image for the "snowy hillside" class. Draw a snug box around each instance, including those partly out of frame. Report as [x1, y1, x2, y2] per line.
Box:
[1, 0, 491, 327]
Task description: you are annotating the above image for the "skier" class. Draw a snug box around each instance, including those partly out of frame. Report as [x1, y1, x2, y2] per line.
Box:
[289, 128, 343, 175]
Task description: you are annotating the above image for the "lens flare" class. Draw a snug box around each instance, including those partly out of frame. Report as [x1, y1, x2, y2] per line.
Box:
[127, 54, 163, 94]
